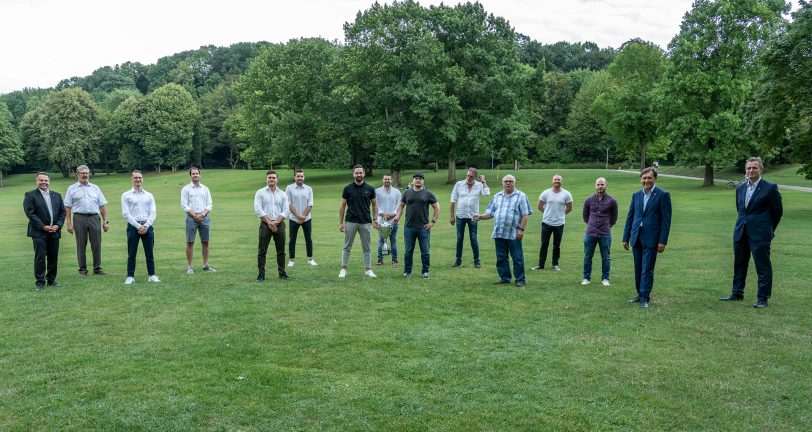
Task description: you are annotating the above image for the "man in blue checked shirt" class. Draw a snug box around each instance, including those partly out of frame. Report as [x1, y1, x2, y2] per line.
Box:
[476, 174, 532, 287]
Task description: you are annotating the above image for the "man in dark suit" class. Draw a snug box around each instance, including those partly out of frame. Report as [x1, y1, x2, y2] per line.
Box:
[622, 167, 672, 309]
[720, 157, 783, 308]
[23, 172, 67, 291]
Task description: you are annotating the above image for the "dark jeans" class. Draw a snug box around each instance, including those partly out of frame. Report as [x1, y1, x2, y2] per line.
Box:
[258, 221, 286, 276]
[539, 223, 564, 267]
[495, 238, 525, 283]
[455, 217, 480, 264]
[583, 234, 611, 281]
[377, 223, 399, 261]
[126, 225, 155, 277]
[288, 219, 313, 259]
[403, 226, 430, 274]
[732, 232, 773, 300]
[32, 235, 59, 285]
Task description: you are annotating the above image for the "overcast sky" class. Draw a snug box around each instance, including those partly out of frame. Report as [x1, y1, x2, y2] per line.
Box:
[0, 0, 700, 94]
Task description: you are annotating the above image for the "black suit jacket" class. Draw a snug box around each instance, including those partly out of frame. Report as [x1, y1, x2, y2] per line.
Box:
[734, 179, 782, 244]
[23, 188, 66, 239]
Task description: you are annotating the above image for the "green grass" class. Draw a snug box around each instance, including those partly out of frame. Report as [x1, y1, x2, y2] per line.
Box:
[655, 163, 812, 187]
[1, 168, 809, 431]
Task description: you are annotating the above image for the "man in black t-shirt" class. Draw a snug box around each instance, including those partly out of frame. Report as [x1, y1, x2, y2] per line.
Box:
[338, 165, 380, 278]
[394, 173, 440, 278]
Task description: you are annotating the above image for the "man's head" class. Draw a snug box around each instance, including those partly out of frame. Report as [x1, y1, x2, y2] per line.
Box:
[266, 170, 278, 188]
[502, 174, 516, 193]
[353, 165, 365, 184]
[595, 177, 607, 195]
[745, 157, 764, 182]
[295, 169, 305, 186]
[639, 167, 657, 192]
[131, 170, 144, 188]
[189, 167, 201, 184]
[382, 175, 392, 188]
[466, 168, 478, 184]
[552, 174, 563, 190]
[412, 173, 425, 190]
[76, 165, 90, 184]
[36, 172, 50, 191]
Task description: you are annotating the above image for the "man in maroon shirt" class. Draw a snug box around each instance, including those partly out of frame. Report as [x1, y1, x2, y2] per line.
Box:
[581, 177, 618, 286]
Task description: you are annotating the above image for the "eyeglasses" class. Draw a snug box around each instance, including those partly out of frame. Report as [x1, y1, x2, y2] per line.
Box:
[502, 180, 515, 183]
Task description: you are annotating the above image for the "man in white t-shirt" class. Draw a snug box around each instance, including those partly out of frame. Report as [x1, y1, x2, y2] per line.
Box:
[532, 174, 573, 271]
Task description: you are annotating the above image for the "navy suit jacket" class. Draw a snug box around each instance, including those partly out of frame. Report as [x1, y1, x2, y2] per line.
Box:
[622, 186, 672, 248]
[734, 179, 782, 243]
[23, 188, 66, 239]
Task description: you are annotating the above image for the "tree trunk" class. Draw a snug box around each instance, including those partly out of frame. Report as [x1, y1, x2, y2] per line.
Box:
[104, 155, 111, 175]
[514, 160, 519, 170]
[0, 169, 4, 187]
[703, 162, 714, 187]
[447, 155, 456, 184]
[394, 169, 402, 188]
[155, 165, 161, 174]
[639, 138, 647, 171]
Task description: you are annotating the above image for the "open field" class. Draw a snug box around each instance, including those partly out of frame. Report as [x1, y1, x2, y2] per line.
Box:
[0, 168, 809, 431]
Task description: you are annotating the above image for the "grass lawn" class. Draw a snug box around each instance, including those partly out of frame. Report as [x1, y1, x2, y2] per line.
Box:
[0, 168, 809, 431]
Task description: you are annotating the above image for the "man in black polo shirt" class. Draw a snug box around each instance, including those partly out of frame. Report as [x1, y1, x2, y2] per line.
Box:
[394, 173, 440, 278]
[338, 165, 380, 278]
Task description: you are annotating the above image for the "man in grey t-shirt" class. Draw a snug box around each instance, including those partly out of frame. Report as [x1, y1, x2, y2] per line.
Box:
[532, 174, 573, 271]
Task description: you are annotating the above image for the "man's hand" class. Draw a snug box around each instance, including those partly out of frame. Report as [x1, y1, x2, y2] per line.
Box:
[102, 221, 109, 232]
[138, 225, 147, 235]
[657, 243, 666, 253]
[67, 223, 74, 234]
[339, 223, 345, 232]
[424, 222, 434, 230]
[449, 217, 455, 225]
[516, 230, 524, 240]
[373, 220, 380, 229]
[623, 241, 630, 251]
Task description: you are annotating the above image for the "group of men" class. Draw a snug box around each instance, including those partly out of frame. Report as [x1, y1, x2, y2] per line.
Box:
[23, 157, 783, 309]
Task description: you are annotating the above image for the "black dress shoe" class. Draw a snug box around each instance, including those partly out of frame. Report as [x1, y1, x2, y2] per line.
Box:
[628, 296, 641, 304]
[494, 280, 511, 285]
[452, 261, 462, 267]
[279, 274, 290, 280]
[753, 300, 768, 308]
[640, 300, 650, 309]
[474, 262, 481, 269]
[35, 283, 45, 292]
[515, 281, 525, 287]
[93, 269, 107, 276]
[47, 281, 60, 288]
[256, 273, 265, 282]
[720, 294, 744, 301]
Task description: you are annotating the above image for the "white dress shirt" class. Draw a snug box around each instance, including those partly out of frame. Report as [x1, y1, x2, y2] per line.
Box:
[285, 183, 313, 222]
[181, 182, 213, 215]
[450, 180, 490, 218]
[65, 182, 107, 214]
[375, 185, 402, 224]
[121, 188, 157, 228]
[254, 186, 289, 220]
[39, 188, 54, 224]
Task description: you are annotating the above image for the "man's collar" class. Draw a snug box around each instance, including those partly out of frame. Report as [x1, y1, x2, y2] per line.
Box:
[748, 177, 761, 187]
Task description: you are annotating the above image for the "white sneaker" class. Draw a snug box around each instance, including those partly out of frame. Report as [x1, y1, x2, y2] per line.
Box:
[287, 260, 295, 267]
[124, 276, 135, 285]
[581, 279, 590, 285]
[308, 259, 318, 266]
[365, 269, 377, 278]
[187, 267, 194, 274]
[601, 279, 611, 287]
[147, 275, 161, 283]
[339, 269, 347, 278]
[553, 265, 561, 271]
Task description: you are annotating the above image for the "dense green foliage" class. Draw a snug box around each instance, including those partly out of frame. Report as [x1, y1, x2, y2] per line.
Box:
[0, 0, 808, 182]
[0, 168, 809, 430]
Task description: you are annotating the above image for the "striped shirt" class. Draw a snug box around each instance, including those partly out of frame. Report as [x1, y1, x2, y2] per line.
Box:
[285, 183, 314, 222]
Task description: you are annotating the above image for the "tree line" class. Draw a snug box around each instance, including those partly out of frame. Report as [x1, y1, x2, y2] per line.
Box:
[0, 0, 809, 187]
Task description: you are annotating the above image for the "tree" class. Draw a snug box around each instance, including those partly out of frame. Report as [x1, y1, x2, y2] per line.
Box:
[38, 88, 103, 176]
[0, 103, 24, 186]
[112, 94, 151, 170]
[751, 1, 812, 178]
[141, 83, 199, 173]
[562, 71, 616, 163]
[594, 39, 667, 170]
[658, 0, 788, 186]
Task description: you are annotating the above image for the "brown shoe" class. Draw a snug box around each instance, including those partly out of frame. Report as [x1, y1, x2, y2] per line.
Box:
[93, 270, 107, 276]
[376, 259, 383, 266]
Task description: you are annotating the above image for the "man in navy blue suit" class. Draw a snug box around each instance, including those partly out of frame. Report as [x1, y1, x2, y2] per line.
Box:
[23, 172, 67, 291]
[720, 157, 782, 308]
[622, 167, 672, 309]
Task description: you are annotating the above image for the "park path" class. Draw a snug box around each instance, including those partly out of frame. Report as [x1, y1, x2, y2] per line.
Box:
[617, 170, 812, 193]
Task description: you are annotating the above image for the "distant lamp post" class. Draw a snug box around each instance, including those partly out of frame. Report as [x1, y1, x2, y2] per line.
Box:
[605, 147, 609, 170]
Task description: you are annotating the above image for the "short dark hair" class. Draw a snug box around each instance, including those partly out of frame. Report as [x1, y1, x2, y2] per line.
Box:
[746, 157, 764, 170]
[266, 170, 277, 176]
[35, 171, 49, 179]
[353, 164, 364, 171]
[189, 166, 200, 175]
[640, 167, 658, 178]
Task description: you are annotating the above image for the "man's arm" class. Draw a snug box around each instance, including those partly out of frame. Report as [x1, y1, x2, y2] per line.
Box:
[449, 202, 456, 224]
[516, 215, 529, 240]
[370, 198, 379, 228]
[339, 198, 347, 232]
[582, 200, 589, 224]
[100, 205, 109, 232]
[657, 191, 672, 253]
[769, 184, 783, 231]
[537, 199, 545, 213]
[66, 207, 75, 233]
[565, 201, 573, 214]
[426, 202, 440, 230]
[393, 202, 406, 224]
